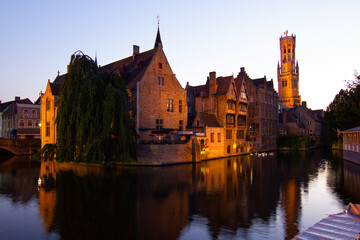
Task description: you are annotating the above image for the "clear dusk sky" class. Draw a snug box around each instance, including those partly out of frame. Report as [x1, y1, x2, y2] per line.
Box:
[0, 0, 359, 110]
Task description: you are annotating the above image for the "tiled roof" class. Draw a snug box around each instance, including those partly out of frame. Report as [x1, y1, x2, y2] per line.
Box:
[48, 47, 158, 95]
[342, 126, 360, 132]
[216, 76, 233, 95]
[199, 112, 221, 127]
[50, 83, 62, 96]
[100, 48, 157, 90]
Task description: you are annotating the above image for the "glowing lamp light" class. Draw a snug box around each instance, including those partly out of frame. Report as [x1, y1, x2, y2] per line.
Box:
[233, 143, 237, 149]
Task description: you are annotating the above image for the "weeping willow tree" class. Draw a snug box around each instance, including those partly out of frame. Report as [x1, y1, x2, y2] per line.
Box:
[56, 51, 137, 163]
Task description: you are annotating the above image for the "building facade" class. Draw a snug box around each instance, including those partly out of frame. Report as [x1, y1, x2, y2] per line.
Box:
[41, 28, 187, 146]
[342, 126, 360, 165]
[0, 97, 40, 139]
[186, 71, 251, 158]
[277, 33, 300, 107]
[237, 67, 279, 151]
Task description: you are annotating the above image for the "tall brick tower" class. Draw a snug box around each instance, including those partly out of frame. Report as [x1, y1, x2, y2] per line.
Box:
[277, 32, 300, 107]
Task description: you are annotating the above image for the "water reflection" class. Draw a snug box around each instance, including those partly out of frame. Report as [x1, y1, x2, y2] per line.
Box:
[1, 149, 359, 240]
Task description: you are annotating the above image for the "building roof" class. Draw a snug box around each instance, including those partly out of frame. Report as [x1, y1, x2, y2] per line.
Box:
[216, 76, 233, 95]
[342, 126, 360, 133]
[100, 48, 157, 90]
[198, 112, 221, 127]
[0, 98, 33, 113]
[48, 29, 163, 95]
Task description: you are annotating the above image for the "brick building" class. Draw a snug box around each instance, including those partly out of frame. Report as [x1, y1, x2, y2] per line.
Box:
[1, 97, 40, 139]
[186, 71, 251, 158]
[236, 67, 279, 151]
[41, 28, 187, 147]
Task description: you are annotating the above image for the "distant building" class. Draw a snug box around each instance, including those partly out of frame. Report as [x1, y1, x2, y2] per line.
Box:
[277, 33, 300, 107]
[237, 67, 279, 151]
[0, 97, 40, 139]
[279, 102, 324, 147]
[186, 71, 251, 158]
[41, 27, 187, 147]
[342, 126, 360, 165]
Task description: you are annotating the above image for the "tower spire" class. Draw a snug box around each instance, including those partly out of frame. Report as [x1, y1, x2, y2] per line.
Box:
[154, 15, 162, 48]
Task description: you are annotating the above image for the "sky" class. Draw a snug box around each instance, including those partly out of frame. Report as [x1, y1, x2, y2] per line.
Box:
[0, 0, 359, 110]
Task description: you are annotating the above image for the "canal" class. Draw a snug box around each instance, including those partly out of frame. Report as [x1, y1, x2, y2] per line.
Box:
[0, 149, 359, 240]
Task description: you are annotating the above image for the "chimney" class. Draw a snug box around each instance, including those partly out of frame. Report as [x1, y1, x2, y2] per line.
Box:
[133, 45, 139, 60]
[240, 67, 245, 73]
[302, 101, 307, 108]
[15, 96, 20, 103]
[67, 65, 70, 72]
[209, 71, 216, 95]
[0, 100, 2, 105]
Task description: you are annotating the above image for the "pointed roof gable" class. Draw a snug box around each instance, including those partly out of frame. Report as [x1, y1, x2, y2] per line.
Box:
[154, 27, 162, 48]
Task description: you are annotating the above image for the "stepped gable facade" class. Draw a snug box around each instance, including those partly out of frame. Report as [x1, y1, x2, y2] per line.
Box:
[237, 67, 279, 151]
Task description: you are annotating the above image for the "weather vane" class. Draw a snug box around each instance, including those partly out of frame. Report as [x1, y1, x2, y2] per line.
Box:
[157, 15, 160, 26]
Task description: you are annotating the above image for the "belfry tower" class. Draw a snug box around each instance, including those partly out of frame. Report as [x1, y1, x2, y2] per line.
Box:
[277, 32, 300, 107]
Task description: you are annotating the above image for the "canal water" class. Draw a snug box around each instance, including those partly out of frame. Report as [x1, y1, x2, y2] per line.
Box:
[0, 149, 359, 240]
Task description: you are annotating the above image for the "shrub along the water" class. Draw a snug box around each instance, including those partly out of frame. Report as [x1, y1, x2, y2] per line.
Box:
[56, 51, 137, 163]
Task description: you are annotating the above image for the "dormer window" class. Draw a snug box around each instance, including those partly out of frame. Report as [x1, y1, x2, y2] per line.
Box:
[241, 91, 246, 99]
[158, 62, 162, 70]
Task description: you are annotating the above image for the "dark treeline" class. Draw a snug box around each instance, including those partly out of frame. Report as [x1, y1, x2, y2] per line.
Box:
[324, 72, 360, 145]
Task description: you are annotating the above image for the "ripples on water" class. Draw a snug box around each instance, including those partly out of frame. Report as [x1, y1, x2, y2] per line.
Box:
[0, 149, 359, 240]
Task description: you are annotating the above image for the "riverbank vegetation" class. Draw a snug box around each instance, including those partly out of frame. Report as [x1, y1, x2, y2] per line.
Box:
[324, 72, 360, 145]
[56, 51, 137, 163]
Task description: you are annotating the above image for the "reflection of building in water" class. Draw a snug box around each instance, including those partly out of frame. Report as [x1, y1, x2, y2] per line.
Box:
[343, 161, 360, 202]
[278, 151, 320, 240]
[38, 161, 192, 239]
[0, 156, 40, 203]
[190, 155, 281, 238]
[39, 189, 56, 233]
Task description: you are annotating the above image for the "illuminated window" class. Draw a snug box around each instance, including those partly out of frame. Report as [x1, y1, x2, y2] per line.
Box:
[237, 130, 244, 139]
[157, 77, 164, 86]
[46, 122, 50, 137]
[226, 114, 235, 125]
[210, 133, 214, 142]
[156, 119, 163, 130]
[241, 91, 246, 99]
[23, 110, 29, 118]
[19, 120, 25, 128]
[226, 130, 232, 139]
[228, 101, 234, 110]
[46, 98, 50, 111]
[167, 99, 173, 112]
[179, 100, 182, 113]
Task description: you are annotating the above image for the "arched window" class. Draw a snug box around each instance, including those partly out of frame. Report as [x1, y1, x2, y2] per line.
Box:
[27, 120, 33, 128]
[227, 145, 231, 153]
[35, 120, 40, 128]
[31, 109, 37, 118]
[19, 120, 25, 128]
[23, 110, 29, 118]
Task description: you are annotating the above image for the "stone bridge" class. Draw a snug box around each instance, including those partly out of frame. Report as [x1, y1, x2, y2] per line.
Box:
[0, 139, 41, 155]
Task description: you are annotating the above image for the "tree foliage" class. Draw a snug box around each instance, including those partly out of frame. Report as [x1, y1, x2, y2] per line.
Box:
[56, 51, 137, 163]
[324, 72, 360, 145]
